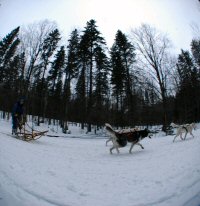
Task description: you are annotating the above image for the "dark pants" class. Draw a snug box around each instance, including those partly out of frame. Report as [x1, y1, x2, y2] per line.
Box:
[12, 115, 21, 130]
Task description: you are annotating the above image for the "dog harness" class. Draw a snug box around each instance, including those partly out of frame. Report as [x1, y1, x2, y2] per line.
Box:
[182, 126, 188, 133]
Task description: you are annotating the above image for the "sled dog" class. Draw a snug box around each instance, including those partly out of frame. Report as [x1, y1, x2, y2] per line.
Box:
[105, 123, 151, 154]
[170, 122, 196, 142]
[105, 124, 139, 146]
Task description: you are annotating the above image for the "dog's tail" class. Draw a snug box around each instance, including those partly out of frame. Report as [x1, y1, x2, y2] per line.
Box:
[105, 123, 115, 133]
[105, 123, 120, 144]
[105, 123, 128, 148]
[105, 123, 118, 139]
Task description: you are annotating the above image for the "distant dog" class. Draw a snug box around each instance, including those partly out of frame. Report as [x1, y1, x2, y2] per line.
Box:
[170, 122, 196, 142]
[105, 123, 151, 154]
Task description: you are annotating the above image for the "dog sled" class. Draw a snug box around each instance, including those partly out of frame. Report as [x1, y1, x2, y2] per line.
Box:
[16, 130, 48, 141]
[13, 121, 48, 141]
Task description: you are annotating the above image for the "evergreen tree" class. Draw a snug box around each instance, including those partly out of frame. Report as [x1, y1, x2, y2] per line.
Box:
[114, 30, 136, 125]
[36, 29, 61, 123]
[16, 52, 26, 95]
[110, 30, 136, 126]
[40, 29, 61, 80]
[110, 47, 126, 126]
[74, 32, 89, 129]
[65, 29, 80, 83]
[110, 47, 126, 109]
[93, 46, 109, 126]
[175, 50, 200, 122]
[0, 27, 20, 83]
[75, 67, 86, 129]
[80, 19, 107, 131]
[0, 27, 20, 113]
[63, 29, 80, 131]
[191, 39, 200, 68]
[47, 46, 65, 119]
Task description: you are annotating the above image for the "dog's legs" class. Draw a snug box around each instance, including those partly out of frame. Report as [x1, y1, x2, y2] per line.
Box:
[184, 132, 188, 140]
[106, 138, 111, 146]
[183, 130, 188, 140]
[189, 131, 194, 138]
[173, 134, 178, 142]
[110, 145, 119, 154]
[129, 141, 144, 153]
[173, 129, 181, 142]
[110, 146, 114, 154]
[180, 133, 183, 140]
[136, 143, 144, 149]
[129, 141, 138, 153]
[116, 147, 120, 154]
[106, 139, 108, 146]
[129, 143, 134, 153]
[173, 133, 183, 142]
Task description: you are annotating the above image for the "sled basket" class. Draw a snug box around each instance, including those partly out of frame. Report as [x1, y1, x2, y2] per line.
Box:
[16, 130, 48, 141]
[14, 121, 48, 141]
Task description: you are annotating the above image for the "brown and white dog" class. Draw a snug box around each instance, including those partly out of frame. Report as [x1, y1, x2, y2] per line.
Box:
[105, 124, 139, 146]
[105, 123, 151, 154]
[170, 122, 196, 142]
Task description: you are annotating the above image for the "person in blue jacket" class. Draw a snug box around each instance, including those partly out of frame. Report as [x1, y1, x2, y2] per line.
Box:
[12, 97, 25, 134]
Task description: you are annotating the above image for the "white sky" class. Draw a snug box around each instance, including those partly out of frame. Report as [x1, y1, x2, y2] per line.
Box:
[0, 0, 200, 53]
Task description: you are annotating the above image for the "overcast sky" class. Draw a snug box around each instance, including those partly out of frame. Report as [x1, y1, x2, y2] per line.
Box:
[0, 0, 200, 53]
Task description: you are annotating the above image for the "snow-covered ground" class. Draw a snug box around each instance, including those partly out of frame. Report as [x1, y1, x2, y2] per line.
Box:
[0, 119, 200, 206]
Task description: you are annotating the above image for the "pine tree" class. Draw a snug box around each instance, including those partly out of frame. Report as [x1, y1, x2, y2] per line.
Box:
[191, 39, 200, 68]
[80, 19, 107, 131]
[74, 32, 89, 129]
[47, 46, 65, 119]
[110, 46, 126, 126]
[17, 52, 26, 96]
[190, 40, 200, 121]
[175, 50, 200, 122]
[36, 29, 61, 123]
[75, 67, 86, 129]
[110, 47, 125, 107]
[0, 27, 20, 83]
[93, 46, 109, 126]
[40, 29, 61, 80]
[113, 30, 136, 125]
[63, 29, 80, 131]
[0, 27, 21, 113]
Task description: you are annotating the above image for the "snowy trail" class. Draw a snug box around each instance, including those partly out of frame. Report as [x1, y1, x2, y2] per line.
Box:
[0, 120, 200, 206]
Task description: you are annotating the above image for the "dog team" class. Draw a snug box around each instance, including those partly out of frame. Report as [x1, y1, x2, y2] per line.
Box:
[105, 122, 196, 154]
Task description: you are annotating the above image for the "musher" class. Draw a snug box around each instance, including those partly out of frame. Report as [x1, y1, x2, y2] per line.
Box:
[12, 97, 25, 134]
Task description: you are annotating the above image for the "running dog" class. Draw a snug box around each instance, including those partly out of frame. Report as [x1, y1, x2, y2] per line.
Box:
[105, 124, 139, 146]
[105, 123, 151, 154]
[170, 122, 196, 142]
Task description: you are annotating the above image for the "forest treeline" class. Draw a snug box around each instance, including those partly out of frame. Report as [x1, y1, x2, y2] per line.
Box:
[0, 19, 200, 132]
